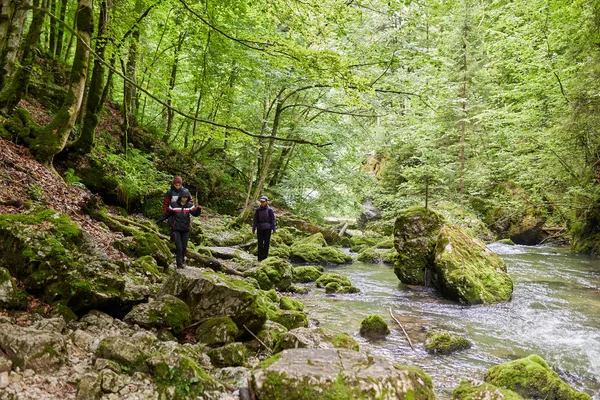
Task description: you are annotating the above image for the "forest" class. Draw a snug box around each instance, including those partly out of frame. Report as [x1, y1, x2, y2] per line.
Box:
[0, 0, 599, 399]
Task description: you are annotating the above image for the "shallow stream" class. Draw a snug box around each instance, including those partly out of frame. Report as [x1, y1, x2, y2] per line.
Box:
[300, 244, 600, 399]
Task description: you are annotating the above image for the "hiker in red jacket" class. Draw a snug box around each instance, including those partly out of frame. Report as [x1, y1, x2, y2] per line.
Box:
[162, 176, 193, 213]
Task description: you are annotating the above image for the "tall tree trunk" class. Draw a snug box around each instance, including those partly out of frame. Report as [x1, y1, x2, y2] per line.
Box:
[0, 0, 29, 89]
[72, 0, 109, 155]
[459, 8, 469, 202]
[189, 30, 211, 148]
[55, 0, 68, 57]
[48, 0, 56, 55]
[0, 0, 45, 116]
[164, 30, 185, 142]
[31, 0, 92, 166]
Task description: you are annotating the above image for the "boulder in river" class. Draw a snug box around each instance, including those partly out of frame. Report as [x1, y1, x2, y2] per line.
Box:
[251, 348, 436, 400]
[359, 314, 390, 339]
[393, 207, 444, 285]
[434, 225, 513, 304]
[291, 265, 323, 283]
[424, 330, 471, 355]
[290, 233, 353, 264]
[453, 380, 524, 400]
[485, 354, 591, 400]
[277, 327, 359, 352]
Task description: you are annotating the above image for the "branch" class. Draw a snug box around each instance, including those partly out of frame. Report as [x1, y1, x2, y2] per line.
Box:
[42, 8, 332, 148]
[281, 103, 386, 118]
[553, 72, 570, 103]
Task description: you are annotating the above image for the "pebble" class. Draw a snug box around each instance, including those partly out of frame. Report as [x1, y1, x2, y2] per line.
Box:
[0, 372, 9, 389]
[23, 369, 35, 378]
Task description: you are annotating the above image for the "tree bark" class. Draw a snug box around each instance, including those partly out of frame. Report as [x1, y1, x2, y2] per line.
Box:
[48, 0, 56, 55]
[55, 0, 68, 57]
[0, 0, 29, 90]
[31, 0, 92, 166]
[71, 0, 109, 155]
[164, 30, 185, 142]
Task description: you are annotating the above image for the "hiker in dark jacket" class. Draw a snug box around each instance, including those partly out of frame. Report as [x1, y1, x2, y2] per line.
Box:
[253, 196, 276, 261]
[155, 189, 201, 269]
[162, 176, 193, 213]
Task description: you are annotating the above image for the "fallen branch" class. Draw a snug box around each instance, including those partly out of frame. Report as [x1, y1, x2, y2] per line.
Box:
[389, 308, 415, 351]
[243, 324, 273, 355]
[186, 250, 244, 276]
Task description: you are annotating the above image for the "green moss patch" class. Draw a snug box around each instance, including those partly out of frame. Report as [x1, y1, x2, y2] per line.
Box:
[424, 330, 471, 355]
[359, 314, 390, 339]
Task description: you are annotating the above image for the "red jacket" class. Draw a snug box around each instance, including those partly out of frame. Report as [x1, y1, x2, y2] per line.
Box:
[162, 186, 193, 213]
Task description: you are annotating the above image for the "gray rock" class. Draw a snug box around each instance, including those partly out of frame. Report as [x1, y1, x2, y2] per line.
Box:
[79, 311, 115, 329]
[278, 327, 336, 350]
[205, 247, 255, 261]
[31, 317, 66, 333]
[252, 348, 436, 400]
[0, 356, 11, 373]
[94, 358, 122, 373]
[207, 343, 248, 368]
[95, 336, 148, 372]
[76, 372, 101, 400]
[0, 371, 8, 389]
[0, 323, 67, 373]
[71, 329, 95, 352]
[0, 268, 24, 309]
[99, 369, 129, 393]
[124, 294, 190, 333]
[213, 367, 251, 389]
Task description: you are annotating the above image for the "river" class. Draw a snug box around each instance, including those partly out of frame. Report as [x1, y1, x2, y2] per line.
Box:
[300, 243, 600, 399]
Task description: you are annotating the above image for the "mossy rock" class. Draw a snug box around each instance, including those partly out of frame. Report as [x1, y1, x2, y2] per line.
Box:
[277, 327, 359, 352]
[424, 330, 471, 355]
[485, 354, 591, 400]
[288, 284, 311, 294]
[95, 336, 149, 372]
[359, 314, 390, 339]
[264, 289, 278, 303]
[150, 352, 220, 399]
[115, 231, 171, 268]
[141, 190, 165, 221]
[347, 234, 380, 252]
[393, 207, 444, 285]
[434, 225, 513, 304]
[0, 267, 27, 309]
[331, 333, 359, 351]
[131, 255, 164, 283]
[257, 321, 289, 351]
[316, 273, 351, 288]
[290, 233, 352, 265]
[195, 316, 239, 346]
[267, 309, 309, 331]
[357, 247, 381, 263]
[497, 238, 515, 245]
[292, 266, 323, 283]
[243, 257, 293, 291]
[324, 282, 360, 294]
[124, 295, 190, 333]
[453, 380, 524, 400]
[207, 342, 248, 367]
[279, 296, 304, 312]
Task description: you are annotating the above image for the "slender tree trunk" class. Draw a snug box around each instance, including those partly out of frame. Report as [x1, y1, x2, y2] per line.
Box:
[72, 0, 109, 155]
[0, 0, 45, 115]
[459, 10, 469, 202]
[31, 0, 92, 166]
[63, 3, 77, 62]
[189, 30, 211, 148]
[0, 0, 29, 89]
[48, 0, 56, 55]
[55, 0, 68, 57]
[164, 30, 185, 142]
[124, 29, 139, 123]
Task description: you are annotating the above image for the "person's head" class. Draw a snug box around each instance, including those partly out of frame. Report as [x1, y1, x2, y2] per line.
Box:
[173, 176, 183, 189]
[179, 188, 191, 203]
[259, 195, 269, 205]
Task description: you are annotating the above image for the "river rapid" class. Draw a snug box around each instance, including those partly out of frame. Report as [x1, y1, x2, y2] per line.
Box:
[300, 243, 600, 399]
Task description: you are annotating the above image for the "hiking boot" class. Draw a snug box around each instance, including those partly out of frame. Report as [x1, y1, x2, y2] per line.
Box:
[176, 262, 184, 269]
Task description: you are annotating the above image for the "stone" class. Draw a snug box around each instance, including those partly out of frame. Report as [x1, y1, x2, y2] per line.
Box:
[359, 315, 390, 339]
[207, 342, 248, 368]
[94, 358, 122, 373]
[195, 316, 240, 346]
[316, 273, 351, 288]
[290, 233, 353, 264]
[485, 354, 591, 400]
[279, 296, 304, 312]
[291, 266, 322, 283]
[434, 225, 513, 304]
[453, 380, 524, 400]
[95, 336, 148, 372]
[243, 257, 293, 291]
[324, 281, 360, 294]
[213, 367, 251, 389]
[124, 294, 190, 333]
[99, 369, 129, 393]
[0, 323, 67, 373]
[71, 329, 95, 352]
[256, 321, 288, 351]
[0, 267, 26, 309]
[160, 268, 268, 332]
[424, 331, 471, 355]
[0, 371, 8, 389]
[205, 246, 255, 261]
[31, 317, 66, 333]
[252, 348, 435, 399]
[0, 356, 12, 373]
[76, 372, 102, 400]
[393, 207, 444, 285]
[277, 328, 359, 352]
[267, 310, 308, 331]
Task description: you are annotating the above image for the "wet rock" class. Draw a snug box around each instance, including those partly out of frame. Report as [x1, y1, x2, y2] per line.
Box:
[393, 207, 444, 285]
[290, 233, 352, 264]
[252, 348, 435, 400]
[207, 342, 248, 367]
[243, 257, 293, 291]
[160, 268, 268, 332]
[195, 316, 239, 346]
[485, 354, 591, 400]
[434, 225, 513, 304]
[424, 330, 471, 355]
[324, 281, 360, 294]
[453, 380, 524, 400]
[359, 315, 390, 339]
[291, 266, 323, 283]
[124, 294, 190, 334]
[0, 268, 26, 309]
[278, 327, 359, 352]
[316, 272, 360, 294]
[0, 323, 67, 373]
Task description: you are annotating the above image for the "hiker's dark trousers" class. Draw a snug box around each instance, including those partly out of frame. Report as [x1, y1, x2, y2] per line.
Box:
[173, 230, 189, 267]
[257, 229, 272, 261]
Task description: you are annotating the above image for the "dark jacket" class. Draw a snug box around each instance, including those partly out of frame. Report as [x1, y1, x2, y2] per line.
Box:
[253, 205, 276, 233]
[156, 199, 201, 232]
[162, 186, 193, 213]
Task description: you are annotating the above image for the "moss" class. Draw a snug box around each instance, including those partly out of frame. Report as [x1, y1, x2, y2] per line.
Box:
[485, 354, 591, 400]
[316, 273, 351, 288]
[424, 331, 471, 355]
[497, 238, 515, 245]
[207, 342, 248, 367]
[331, 333, 359, 351]
[152, 355, 215, 399]
[279, 296, 304, 311]
[292, 266, 323, 283]
[195, 316, 239, 346]
[453, 380, 524, 400]
[147, 296, 190, 334]
[257, 321, 288, 351]
[267, 309, 309, 330]
[288, 284, 310, 294]
[324, 282, 360, 294]
[244, 257, 293, 291]
[359, 314, 390, 339]
[290, 233, 353, 265]
[257, 352, 282, 369]
[348, 235, 380, 252]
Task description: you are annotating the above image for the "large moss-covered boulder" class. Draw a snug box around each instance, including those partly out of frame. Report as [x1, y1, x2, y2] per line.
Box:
[124, 295, 190, 333]
[0, 267, 26, 309]
[243, 257, 293, 291]
[316, 273, 360, 294]
[195, 316, 239, 346]
[279, 296, 304, 311]
[424, 330, 471, 355]
[485, 354, 591, 400]
[207, 342, 248, 367]
[393, 207, 444, 285]
[252, 348, 436, 400]
[359, 315, 390, 339]
[0, 323, 67, 372]
[292, 266, 322, 283]
[277, 328, 360, 352]
[160, 268, 268, 332]
[290, 233, 352, 264]
[434, 225, 513, 304]
[453, 380, 524, 400]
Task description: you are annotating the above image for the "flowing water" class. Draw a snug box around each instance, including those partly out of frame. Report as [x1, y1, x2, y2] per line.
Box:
[300, 243, 600, 399]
